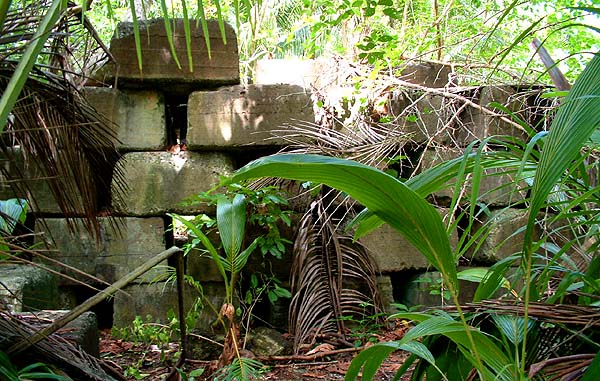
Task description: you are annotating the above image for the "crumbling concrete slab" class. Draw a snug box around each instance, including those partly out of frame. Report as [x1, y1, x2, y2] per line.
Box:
[34, 217, 166, 284]
[16, 310, 99, 357]
[187, 84, 314, 148]
[458, 86, 530, 144]
[113, 152, 234, 216]
[0, 264, 59, 312]
[360, 209, 456, 272]
[112, 281, 225, 331]
[100, 19, 239, 92]
[84, 88, 166, 151]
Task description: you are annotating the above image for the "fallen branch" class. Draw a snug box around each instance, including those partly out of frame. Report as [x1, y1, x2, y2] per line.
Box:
[7, 246, 183, 355]
[257, 346, 362, 362]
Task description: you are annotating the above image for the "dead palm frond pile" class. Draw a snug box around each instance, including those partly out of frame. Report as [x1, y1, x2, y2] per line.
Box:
[0, 0, 126, 238]
[0, 310, 123, 381]
[0, 1, 128, 376]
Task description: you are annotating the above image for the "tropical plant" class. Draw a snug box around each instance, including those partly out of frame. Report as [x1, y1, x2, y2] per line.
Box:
[0, 351, 68, 381]
[215, 46, 600, 380]
[0, 198, 28, 258]
[170, 184, 291, 370]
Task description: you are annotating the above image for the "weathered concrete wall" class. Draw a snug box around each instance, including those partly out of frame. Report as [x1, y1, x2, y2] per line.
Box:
[360, 209, 457, 272]
[0, 265, 59, 312]
[99, 19, 240, 92]
[34, 217, 166, 284]
[7, 21, 554, 332]
[187, 84, 313, 148]
[84, 88, 166, 151]
[114, 152, 234, 216]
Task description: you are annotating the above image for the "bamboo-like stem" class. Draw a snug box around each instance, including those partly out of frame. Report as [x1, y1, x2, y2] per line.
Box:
[7, 246, 182, 355]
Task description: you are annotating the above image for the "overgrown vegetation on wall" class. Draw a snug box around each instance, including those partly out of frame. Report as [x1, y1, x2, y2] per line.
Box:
[0, 0, 599, 380]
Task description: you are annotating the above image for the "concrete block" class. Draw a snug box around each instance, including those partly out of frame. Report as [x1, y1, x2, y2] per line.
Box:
[469, 208, 539, 263]
[17, 311, 99, 357]
[0, 148, 90, 214]
[112, 281, 226, 331]
[102, 19, 239, 92]
[418, 148, 527, 207]
[187, 84, 314, 148]
[84, 88, 166, 151]
[386, 92, 454, 144]
[458, 86, 530, 144]
[399, 62, 453, 88]
[0, 264, 59, 312]
[34, 217, 166, 284]
[113, 152, 234, 216]
[377, 275, 395, 313]
[360, 209, 456, 272]
[397, 268, 479, 307]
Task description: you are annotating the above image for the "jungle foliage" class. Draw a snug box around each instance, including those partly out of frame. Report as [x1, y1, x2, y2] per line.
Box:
[1, 0, 600, 380]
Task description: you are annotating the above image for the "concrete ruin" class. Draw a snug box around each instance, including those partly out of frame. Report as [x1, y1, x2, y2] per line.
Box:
[0, 19, 545, 331]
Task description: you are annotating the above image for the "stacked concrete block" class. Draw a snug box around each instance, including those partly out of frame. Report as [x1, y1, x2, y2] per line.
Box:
[398, 268, 482, 307]
[0, 264, 59, 312]
[0, 148, 85, 214]
[360, 209, 457, 272]
[457, 86, 530, 145]
[112, 281, 225, 329]
[100, 19, 239, 91]
[114, 152, 234, 216]
[34, 217, 166, 284]
[387, 92, 454, 144]
[187, 84, 314, 148]
[84, 88, 166, 151]
[468, 208, 541, 263]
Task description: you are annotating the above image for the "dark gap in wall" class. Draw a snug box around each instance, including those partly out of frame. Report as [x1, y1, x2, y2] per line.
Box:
[390, 269, 427, 309]
[165, 94, 188, 149]
[66, 285, 114, 328]
[233, 147, 282, 169]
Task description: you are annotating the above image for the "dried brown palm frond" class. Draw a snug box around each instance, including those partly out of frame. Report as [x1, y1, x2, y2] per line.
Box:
[451, 300, 600, 327]
[289, 191, 383, 354]
[273, 120, 411, 172]
[0, 310, 123, 380]
[528, 353, 595, 381]
[0, 0, 126, 239]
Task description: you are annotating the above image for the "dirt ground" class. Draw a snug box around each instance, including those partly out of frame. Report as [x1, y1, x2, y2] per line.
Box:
[99, 322, 411, 381]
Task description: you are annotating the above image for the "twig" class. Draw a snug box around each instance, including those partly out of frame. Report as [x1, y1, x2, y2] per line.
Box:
[257, 346, 362, 362]
[387, 77, 529, 133]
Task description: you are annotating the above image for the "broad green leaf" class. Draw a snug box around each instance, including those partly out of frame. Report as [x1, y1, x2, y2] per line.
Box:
[527, 52, 600, 242]
[160, 0, 182, 69]
[345, 342, 398, 380]
[492, 315, 532, 345]
[473, 255, 519, 302]
[0, 0, 11, 31]
[0, 0, 67, 130]
[217, 194, 246, 260]
[226, 154, 458, 292]
[0, 198, 28, 234]
[169, 213, 229, 287]
[127, 0, 143, 71]
[582, 351, 600, 381]
[195, 0, 212, 59]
